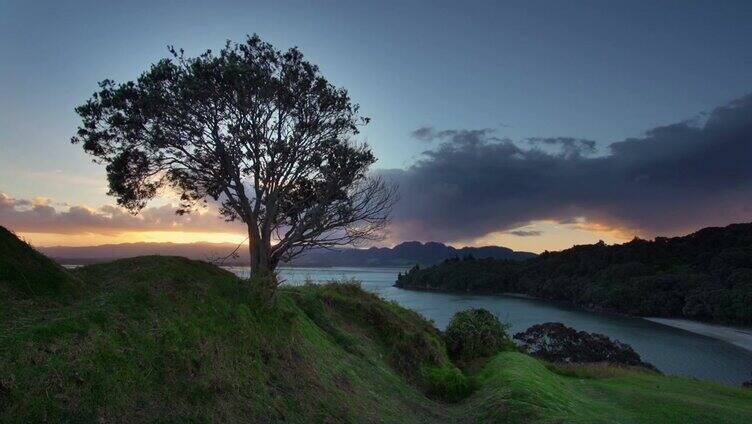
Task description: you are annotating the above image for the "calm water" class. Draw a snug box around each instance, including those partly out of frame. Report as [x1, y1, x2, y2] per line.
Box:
[224, 265, 752, 386]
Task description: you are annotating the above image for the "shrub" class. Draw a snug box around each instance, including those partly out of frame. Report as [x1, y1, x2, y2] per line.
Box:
[444, 309, 511, 362]
[421, 365, 473, 402]
[513, 322, 657, 371]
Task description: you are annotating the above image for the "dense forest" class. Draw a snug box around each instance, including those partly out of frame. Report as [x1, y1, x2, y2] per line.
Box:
[396, 223, 752, 326]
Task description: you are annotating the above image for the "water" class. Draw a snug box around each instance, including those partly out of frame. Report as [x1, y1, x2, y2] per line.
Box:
[224, 265, 752, 386]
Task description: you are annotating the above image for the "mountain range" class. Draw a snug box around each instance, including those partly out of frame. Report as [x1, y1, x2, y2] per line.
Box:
[40, 240, 536, 267]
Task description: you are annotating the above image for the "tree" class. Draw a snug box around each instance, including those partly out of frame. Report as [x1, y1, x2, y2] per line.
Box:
[444, 309, 511, 362]
[513, 322, 657, 371]
[72, 35, 397, 278]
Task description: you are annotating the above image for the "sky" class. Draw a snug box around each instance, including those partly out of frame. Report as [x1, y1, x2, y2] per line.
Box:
[1, 0, 752, 252]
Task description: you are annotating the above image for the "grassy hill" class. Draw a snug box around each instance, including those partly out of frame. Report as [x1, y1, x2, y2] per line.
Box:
[0, 226, 83, 326]
[0, 226, 81, 300]
[1, 233, 751, 422]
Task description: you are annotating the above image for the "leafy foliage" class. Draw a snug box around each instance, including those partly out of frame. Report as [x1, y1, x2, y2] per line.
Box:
[72, 35, 395, 275]
[397, 222, 752, 325]
[444, 309, 512, 362]
[513, 322, 657, 371]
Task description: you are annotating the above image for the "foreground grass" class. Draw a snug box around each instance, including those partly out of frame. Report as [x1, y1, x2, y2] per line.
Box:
[467, 352, 752, 423]
[0, 226, 82, 325]
[0, 256, 459, 423]
[1, 255, 751, 423]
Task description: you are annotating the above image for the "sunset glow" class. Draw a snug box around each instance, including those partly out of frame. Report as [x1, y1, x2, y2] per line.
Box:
[17, 230, 249, 248]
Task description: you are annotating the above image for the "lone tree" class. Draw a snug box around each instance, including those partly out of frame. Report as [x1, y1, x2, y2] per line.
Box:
[72, 35, 396, 278]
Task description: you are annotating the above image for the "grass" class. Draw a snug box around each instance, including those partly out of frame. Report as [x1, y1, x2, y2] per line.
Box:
[466, 352, 752, 423]
[0, 256, 460, 423]
[0, 226, 81, 300]
[1, 237, 751, 423]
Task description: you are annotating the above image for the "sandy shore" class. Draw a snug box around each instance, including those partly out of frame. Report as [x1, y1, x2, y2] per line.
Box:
[646, 317, 752, 352]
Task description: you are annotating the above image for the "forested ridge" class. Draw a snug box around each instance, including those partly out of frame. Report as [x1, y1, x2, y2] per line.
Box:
[396, 223, 752, 325]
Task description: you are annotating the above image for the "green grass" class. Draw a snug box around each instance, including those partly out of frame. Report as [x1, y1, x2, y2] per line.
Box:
[1, 245, 751, 423]
[0, 225, 81, 300]
[467, 352, 752, 423]
[0, 256, 460, 423]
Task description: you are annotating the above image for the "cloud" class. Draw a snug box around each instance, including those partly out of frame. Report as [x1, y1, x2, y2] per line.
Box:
[410, 126, 499, 144]
[410, 126, 436, 142]
[0, 192, 242, 235]
[382, 93, 752, 242]
[508, 230, 542, 237]
[5, 94, 752, 246]
[527, 137, 597, 157]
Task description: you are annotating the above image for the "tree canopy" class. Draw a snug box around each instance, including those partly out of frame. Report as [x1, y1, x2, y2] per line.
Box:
[73, 35, 396, 276]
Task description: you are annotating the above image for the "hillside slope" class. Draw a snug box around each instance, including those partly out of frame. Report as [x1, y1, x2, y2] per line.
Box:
[1, 253, 750, 422]
[0, 256, 462, 423]
[397, 222, 752, 325]
[0, 225, 81, 300]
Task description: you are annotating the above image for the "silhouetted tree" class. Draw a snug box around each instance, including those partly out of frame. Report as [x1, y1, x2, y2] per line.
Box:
[73, 35, 396, 279]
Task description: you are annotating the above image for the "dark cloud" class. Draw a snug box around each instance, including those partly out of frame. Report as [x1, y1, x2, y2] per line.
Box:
[0, 192, 241, 235]
[383, 94, 752, 242]
[410, 126, 499, 144]
[410, 126, 436, 142]
[508, 230, 542, 237]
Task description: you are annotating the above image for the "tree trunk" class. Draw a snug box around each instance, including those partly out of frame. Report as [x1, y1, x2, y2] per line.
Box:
[247, 230, 273, 278]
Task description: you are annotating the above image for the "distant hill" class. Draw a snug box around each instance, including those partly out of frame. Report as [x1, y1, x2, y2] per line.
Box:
[397, 222, 752, 326]
[0, 226, 81, 299]
[289, 241, 536, 267]
[41, 240, 536, 267]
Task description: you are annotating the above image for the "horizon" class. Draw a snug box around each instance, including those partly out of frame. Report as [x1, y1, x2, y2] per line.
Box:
[33, 221, 743, 256]
[3, 1, 752, 254]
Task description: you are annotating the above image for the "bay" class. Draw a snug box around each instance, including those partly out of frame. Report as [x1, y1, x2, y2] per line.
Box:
[224, 265, 752, 386]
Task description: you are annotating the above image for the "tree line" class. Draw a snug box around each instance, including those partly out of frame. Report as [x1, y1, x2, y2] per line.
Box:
[396, 223, 752, 326]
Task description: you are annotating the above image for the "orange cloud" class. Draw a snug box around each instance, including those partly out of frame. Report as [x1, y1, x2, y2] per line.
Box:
[0, 192, 243, 236]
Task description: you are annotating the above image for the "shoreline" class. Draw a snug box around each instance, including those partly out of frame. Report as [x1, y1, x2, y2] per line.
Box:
[645, 317, 752, 353]
[399, 285, 752, 354]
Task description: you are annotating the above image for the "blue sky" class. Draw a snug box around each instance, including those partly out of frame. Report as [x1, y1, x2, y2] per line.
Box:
[2, 0, 752, 249]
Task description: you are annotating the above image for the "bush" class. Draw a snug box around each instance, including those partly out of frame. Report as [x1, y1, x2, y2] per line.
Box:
[421, 365, 473, 402]
[513, 322, 657, 371]
[444, 309, 511, 362]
